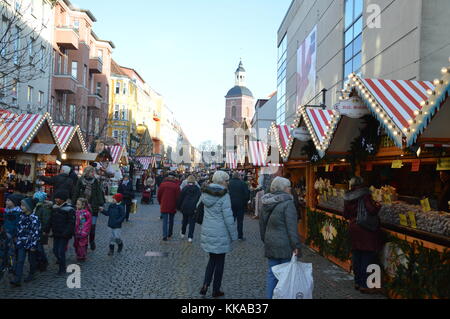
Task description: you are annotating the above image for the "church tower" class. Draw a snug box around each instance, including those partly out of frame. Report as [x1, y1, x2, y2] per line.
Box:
[223, 60, 255, 154]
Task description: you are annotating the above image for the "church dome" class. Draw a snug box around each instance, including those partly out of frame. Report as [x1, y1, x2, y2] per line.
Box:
[226, 86, 254, 98]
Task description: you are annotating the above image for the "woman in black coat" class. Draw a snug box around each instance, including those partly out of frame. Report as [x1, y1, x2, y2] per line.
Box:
[117, 175, 134, 222]
[177, 176, 201, 243]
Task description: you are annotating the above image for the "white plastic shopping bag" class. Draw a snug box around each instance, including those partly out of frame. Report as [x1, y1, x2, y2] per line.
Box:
[272, 255, 314, 299]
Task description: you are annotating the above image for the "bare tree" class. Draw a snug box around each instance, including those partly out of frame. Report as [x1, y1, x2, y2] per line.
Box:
[0, 1, 55, 111]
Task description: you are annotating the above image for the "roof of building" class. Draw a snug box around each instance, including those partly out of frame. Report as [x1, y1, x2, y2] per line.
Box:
[111, 59, 128, 77]
[236, 61, 246, 73]
[226, 86, 254, 98]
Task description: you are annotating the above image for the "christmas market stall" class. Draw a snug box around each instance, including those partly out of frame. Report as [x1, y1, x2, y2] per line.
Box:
[0, 112, 63, 204]
[299, 71, 450, 298]
[53, 125, 97, 175]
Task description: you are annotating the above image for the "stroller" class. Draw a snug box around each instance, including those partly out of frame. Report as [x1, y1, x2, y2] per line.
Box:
[141, 187, 153, 205]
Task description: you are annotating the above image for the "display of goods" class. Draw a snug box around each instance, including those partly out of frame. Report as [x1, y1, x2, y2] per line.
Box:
[314, 178, 331, 191]
[379, 202, 450, 237]
[318, 192, 345, 213]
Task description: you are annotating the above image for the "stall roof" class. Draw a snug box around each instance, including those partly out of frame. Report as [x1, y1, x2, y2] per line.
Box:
[109, 145, 128, 164]
[248, 141, 267, 167]
[0, 112, 62, 154]
[347, 74, 435, 147]
[412, 61, 450, 144]
[300, 106, 340, 158]
[53, 125, 87, 153]
[136, 156, 154, 170]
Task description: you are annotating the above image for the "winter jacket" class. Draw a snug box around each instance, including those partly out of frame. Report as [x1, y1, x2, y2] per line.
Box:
[228, 178, 250, 215]
[40, 173, 74, 200]
[34, 201, 53, 244]
[49, 202, 76, 239]
[343, 187, 384, 252]
[75, 209, 92, 238]
[180, 180, 200, 190]
[259, 191, 302, 260]
[3, 206, 22, 237]
[157, 179, 181, 214]
[101, 203, 125, 229]
[15, 213, 41, 250]
[118, 181, 134, 206]
[200, 184, 238, 254]
[72, 177, 105, 217]
[177, 183, 201, 216]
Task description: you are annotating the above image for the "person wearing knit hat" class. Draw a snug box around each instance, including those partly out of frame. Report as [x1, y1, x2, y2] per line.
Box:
[2, 194, 24, 273]
[54, 191, 69, 202]
[10, 198, 40, 286]
[99, 193, 126, 256]
[33, 192, 52, 272]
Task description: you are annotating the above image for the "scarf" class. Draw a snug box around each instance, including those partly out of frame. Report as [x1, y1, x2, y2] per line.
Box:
[82, 177, 96, 200]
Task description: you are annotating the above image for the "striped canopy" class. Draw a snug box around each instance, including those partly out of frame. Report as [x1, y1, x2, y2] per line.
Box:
[301, 107, 340, 157]
[109, 145, 126, 164]
[136, 157, 153, 170]
[278, 125, 292, 151]
[351, 76, 435, 147]
[53, 125, 87, 153]
[0, 113, 51, 151]
[226, 151, 237, 169]
[248, 141, 267, 167]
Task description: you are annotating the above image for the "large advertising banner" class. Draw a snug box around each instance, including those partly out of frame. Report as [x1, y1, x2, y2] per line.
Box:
[297, 26, 317, 107]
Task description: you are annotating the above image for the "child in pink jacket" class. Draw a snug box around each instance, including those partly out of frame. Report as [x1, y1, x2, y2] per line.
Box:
[74, 198, 92, 261]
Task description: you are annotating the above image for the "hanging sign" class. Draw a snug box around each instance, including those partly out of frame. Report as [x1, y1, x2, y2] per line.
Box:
[411, 160, 421, 172]
[421, 198, 431, 212]
[437, 158, 450, 171]
[292, 126, 311, 142]
[333, 97, 369, 119]
[392, 160, 403, 169]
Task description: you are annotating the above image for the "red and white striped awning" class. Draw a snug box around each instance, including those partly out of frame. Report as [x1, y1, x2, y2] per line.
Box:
[226, 151, 237, 169]
[136, 157, 153, 170]
[278, 125, 292, 150]
[249, 141, 267, 167]
[0, 113, 52, 151]
[350, 75, 435, 147]
[53, 125, 87, 153]
[300, 107, 340, 157]
[109, 145, 126, 164]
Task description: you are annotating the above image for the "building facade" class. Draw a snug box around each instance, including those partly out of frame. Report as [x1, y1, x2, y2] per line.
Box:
[223, 60, 255, 152]
[278, 0, 450, 126]
[251, 92, 277, 143]
[0, 0, 54, 114]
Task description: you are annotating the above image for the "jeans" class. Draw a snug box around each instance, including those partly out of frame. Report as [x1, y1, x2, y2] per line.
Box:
[352, 250, 378, 289]
[36, 243, 48, 268]
[125, 204, 132, 221]
[203, 253, 226, 293]
[14, 248, 37, 281]
[234, 211, 245, 239]
[53, 237, 69, 273]
[89, 216, 98, 245]
[162, 213, 175, 238]
[110, 228, 123, 245]
[181, 214, 196, 239]
[267, 258, 291, 299]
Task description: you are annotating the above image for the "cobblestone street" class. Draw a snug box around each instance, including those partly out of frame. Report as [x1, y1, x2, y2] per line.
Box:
[0, 198, 385, 299]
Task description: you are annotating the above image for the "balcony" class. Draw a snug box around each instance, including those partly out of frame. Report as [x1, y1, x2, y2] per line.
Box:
[53, 75, 78, 94]
[88, 94, 102, 109]
[89, 57, 103, 74]
[55, 27, 79, 50]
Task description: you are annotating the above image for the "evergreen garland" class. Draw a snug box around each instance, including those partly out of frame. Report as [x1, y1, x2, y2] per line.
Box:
[305, 209, 352, 261]
[346, 115, 382, 172]
[384, 236, 450, 299]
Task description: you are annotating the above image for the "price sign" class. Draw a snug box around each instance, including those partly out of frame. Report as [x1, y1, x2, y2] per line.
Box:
[314, 166, 318, 172]
[421, 198, 431, 212]
[329, 164, 334, 172]
[323, 193, 328, 202]
[332, 188, 337, 197]
[383, 193, 392, 204]
[408, 211, 417, 229]
[437, 158, 450, 171]
[411, 160, 420, 172]
[392, 160, 403, 169]
[325, 165, 330, 172]
[399, 214, 408, 227]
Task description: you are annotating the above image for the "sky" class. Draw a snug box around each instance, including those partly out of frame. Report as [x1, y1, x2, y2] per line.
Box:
[73, 0, 292, 147]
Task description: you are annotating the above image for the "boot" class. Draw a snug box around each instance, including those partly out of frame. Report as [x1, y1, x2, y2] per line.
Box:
[117, 242, 123, 253]
[108, 245, 114, 256]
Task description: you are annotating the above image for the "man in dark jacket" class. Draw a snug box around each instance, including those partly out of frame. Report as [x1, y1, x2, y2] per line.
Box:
[117, 175, 134, 222]
[39, 166, 74, 200]
[157, 174, 181, 241]
[228, 172, 250, 240]
[49, 191, 76, 275]
[177, 176, 201, 242]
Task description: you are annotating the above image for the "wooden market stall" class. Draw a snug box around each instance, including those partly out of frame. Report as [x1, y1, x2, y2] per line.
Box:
[0, 112, 63, 204]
